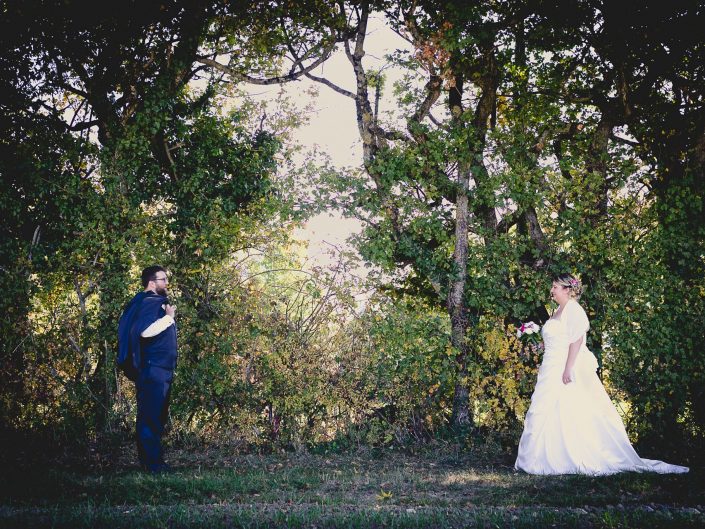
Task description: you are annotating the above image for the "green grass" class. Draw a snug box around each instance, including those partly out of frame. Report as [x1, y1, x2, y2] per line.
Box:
[1, 445, 702, 528]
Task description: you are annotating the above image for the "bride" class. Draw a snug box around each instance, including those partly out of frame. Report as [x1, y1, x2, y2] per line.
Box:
[515, 274, 688, 475]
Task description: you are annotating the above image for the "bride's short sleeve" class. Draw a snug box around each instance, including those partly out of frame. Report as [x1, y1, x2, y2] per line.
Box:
[565, 300, 590, 344]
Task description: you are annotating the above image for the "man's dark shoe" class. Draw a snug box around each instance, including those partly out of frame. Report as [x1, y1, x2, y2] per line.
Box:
[140, 463, 174, 474]
[146, 462, 173, 474]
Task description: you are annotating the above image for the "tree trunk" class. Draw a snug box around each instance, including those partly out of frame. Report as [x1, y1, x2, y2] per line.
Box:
[449, 164, 472, 429]
[445, 40, 500, 429]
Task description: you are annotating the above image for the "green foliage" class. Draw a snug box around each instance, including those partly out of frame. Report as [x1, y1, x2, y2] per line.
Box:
[0, 0, 284, 442]
[313, 0, 705, 457]
[470, 322, 541, 436]
[340, 296, 456, 443]
[1, 1, 703, 462]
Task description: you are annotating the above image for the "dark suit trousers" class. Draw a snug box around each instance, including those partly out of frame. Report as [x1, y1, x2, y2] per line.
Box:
[136, 364, 173, 470]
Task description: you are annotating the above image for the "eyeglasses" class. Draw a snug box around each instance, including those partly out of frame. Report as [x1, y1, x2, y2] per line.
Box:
[153, 277, 169, 283]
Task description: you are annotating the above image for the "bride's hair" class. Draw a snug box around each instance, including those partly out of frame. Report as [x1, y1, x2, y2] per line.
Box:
[554, 273, 583, 299]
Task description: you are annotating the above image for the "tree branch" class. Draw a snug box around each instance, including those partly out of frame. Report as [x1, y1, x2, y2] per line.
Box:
[68, 120, 100, 132]
[305, 72, 355, 98]
[197, 40, 335, 85]
[411, 75, 442, 125]
[370, 124, 409, 142]
[164, 138, 179, 181]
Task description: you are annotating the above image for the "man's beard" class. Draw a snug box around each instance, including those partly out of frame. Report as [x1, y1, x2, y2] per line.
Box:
[156, 286, 168, 297]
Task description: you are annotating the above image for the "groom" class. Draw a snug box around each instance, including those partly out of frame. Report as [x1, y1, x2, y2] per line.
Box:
[118, 265, 177, 472]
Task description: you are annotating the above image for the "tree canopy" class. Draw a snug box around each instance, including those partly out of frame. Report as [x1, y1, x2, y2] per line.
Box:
[1, 0, 703, 462]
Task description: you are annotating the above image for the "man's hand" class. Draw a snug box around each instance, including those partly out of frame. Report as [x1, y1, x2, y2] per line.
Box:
[165, 304, 176, 318]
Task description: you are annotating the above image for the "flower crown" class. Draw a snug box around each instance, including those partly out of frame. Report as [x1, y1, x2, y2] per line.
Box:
[569, 278, 580, 288]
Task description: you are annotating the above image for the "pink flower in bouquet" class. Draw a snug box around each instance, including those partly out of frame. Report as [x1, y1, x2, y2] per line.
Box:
[516, 321, 540, 338]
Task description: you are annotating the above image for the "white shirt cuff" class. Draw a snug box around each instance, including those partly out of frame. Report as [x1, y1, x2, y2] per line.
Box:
[140, 315, 175, 338]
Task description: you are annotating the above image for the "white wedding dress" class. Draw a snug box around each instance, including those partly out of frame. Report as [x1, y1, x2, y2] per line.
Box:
[515, 299, 688, 475]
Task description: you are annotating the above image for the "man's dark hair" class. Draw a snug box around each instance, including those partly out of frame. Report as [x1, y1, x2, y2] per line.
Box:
[141, 265, 167, 288]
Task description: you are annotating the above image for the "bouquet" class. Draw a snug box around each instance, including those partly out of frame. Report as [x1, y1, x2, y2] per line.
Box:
[516, 321, 543, 356]
[516, 321, 540, 341]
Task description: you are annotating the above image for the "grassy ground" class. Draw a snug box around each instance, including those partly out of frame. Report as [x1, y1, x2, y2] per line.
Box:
[1, 442, 702, 528]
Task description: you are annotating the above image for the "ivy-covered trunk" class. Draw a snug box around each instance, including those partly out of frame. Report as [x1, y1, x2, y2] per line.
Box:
[448, 164, 471, 427]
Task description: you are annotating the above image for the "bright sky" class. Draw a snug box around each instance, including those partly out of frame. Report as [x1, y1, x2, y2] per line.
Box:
[244, 15, 413, 269]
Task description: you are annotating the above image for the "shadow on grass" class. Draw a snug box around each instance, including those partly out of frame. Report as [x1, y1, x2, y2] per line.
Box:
[1, 442, 702, 528]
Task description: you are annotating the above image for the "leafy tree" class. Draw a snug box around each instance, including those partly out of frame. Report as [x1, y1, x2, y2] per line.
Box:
[300, 0, 704, 455]
[0, 1, 284, 439]
[1, 0, 702, 460]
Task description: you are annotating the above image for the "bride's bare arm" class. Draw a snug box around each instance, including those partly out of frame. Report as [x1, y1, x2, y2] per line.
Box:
[563, 337, 583, 384]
